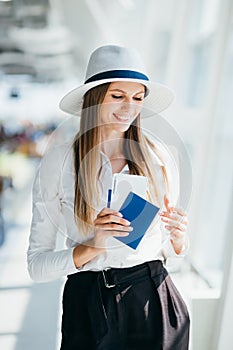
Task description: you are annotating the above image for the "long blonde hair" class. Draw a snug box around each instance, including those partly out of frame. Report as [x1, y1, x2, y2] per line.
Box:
[73, 83, 170, 235]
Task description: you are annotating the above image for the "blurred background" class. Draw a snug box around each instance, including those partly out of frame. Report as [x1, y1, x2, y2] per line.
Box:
[0, 0, 232, 349]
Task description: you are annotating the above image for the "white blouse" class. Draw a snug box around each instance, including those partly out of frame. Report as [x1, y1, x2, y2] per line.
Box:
[27, 139, 187, 282]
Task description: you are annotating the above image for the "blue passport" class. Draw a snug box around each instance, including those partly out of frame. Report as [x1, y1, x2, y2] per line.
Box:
[115, 191, 160, 249]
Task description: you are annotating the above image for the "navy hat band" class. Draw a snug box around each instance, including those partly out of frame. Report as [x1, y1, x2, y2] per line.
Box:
[85, 69, 149, 84]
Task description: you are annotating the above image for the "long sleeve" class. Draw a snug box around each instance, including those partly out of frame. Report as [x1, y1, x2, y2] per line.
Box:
[27, 144, 77, 282]
[151, 142, 189, 265]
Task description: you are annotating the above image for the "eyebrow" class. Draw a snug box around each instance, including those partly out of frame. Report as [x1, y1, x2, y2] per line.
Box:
[109, 89, 145, 95]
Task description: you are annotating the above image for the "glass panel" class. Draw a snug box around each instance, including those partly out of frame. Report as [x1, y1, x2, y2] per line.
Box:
[178, 0, 221, 107]
[191, 24, 233, 287]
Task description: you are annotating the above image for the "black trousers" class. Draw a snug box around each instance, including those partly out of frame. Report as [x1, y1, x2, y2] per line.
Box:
[60, 260, 190, 350]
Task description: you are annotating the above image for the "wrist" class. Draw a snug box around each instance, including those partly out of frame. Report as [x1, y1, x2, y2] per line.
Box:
[73, 240, 105, 268]
[92, 229, 108, 249]
[89, 237, 106, 251]
[170, 238, 186, 255]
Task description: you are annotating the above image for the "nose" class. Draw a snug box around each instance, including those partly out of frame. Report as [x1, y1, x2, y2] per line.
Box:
[120, 97, 135, 111]
[120, 103, 134, 115]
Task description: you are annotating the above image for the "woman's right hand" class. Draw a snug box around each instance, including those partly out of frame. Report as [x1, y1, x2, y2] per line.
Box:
[93, 207, 133, 248]
[72, 208, 133, 268]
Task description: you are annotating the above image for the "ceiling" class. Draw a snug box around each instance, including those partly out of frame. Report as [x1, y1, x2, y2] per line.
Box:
[0, 0, 175, 83]
[0, 0, 77, 82]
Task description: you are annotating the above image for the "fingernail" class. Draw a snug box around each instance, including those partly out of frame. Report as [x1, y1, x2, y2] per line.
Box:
[125, 220, 131, 225]
[128, 227, 133, 231]
[118, 212, 123, 217]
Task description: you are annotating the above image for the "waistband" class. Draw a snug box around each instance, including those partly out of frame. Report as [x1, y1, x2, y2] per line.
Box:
[68, 259, 165, 289]
[102, 260, 164, 288]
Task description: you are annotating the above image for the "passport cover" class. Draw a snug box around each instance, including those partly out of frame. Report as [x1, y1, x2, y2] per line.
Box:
[115, 191, 160, 249]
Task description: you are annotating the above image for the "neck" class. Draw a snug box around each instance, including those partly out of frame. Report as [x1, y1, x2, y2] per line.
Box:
[100, 130, 125, 159]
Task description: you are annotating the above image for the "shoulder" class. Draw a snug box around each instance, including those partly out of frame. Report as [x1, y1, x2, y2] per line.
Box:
[33, 141, 74, 190]
[145, 134, 176, 169]
[41, 140, 73, 160]
[145, 134, 180, 203]
[39, 141, 74, 171]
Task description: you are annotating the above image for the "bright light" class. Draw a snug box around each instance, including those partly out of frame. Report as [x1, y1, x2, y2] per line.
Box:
[0, 289, 31, 333]
[0, 335, 17, 350]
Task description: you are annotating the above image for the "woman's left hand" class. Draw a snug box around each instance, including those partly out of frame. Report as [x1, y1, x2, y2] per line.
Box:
[159, 194, 188, 255]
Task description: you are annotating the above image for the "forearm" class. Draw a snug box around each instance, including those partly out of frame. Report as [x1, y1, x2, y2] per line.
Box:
[27, 247, 77, 282]
[73, 239, 105, 268]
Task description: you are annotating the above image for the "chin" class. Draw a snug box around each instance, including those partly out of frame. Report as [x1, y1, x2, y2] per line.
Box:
[113, 123, 131, 133]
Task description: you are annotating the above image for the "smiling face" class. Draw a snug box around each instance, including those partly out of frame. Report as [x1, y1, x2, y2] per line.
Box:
[99, 81, 145, 136]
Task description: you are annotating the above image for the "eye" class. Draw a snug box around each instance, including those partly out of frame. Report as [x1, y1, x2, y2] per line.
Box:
[134, 96, 144, 101]
[111, 95, 123, 99]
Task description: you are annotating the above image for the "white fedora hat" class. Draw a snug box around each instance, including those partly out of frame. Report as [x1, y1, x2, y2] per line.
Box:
[59, 45, 175, 117]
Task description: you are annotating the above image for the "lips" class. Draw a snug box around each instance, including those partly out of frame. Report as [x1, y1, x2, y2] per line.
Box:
[113, 113, 131, 122]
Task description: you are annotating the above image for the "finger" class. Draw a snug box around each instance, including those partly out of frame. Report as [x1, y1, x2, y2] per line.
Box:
[164, 223, 187, 232]
[164, 194, 174, 213]
[160, 210, 179, 218]
[112, 231, 131, 237]
[161, 213, 188, 225]
[97, 208, 123, 218]
[160, 210, 188, 221]
[173, 208, 187, 216]
[95, 214, 131, 226]
[162, 217, 188, 227]
[95, 223, 133, 232]
[99, 229, 131, 238]
[164, 194, 170, 211]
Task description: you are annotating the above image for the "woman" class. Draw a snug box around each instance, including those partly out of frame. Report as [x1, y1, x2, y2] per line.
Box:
[27, 45, 190, 350]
